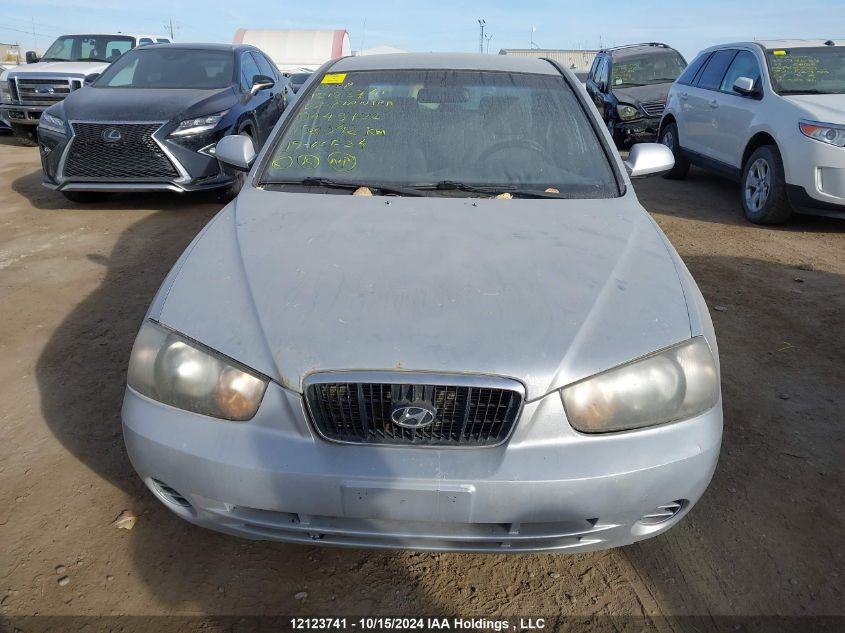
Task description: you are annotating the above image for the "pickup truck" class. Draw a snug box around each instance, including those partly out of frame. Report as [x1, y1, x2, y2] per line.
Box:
[0, 32, 170, 145]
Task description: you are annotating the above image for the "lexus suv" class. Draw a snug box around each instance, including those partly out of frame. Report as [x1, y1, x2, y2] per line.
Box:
[0, 32, 170, 145]
[36, 43, 290, 202]
[660, 39, 845, 224]
[586, 43, 687, 147]
[122, 53, 722, 553]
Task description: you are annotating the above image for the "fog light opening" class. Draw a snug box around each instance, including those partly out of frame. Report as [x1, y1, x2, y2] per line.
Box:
[152, 479, 193, 509]
[638, 500, 686, 526]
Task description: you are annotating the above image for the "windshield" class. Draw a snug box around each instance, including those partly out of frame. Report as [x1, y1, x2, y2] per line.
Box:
[291, 73, 311, 83]
[611, 51, 687, 87]
[262, 69, 617, 198]
[42, 34, 135, 63]
[96, 48, 234, 89]
[765, 47, 845, 95]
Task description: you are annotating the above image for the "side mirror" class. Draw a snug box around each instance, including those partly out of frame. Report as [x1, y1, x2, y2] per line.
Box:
[250, 75, 275, 96]
[26, 51, 39, 64]
[215, 134, 256, 172]
[84, 73, 100, 85]
[733, 76, 759, 97]
[624, 143, 675, 178]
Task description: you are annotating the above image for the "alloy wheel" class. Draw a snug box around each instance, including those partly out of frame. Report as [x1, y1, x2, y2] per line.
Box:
[745, 157, 771, 213]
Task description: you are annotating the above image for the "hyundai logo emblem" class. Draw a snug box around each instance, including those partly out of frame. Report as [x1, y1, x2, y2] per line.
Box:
[391, 405, 436, 429]
[102, 127, 122, 142]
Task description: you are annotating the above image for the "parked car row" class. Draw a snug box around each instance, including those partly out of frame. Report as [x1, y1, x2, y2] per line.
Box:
[1, 34, 292, 202]
[584, 38, 844, 225]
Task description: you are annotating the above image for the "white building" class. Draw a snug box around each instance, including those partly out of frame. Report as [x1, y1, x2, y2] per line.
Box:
[499, 48, 598, 72]
[233, 29, 352, 73]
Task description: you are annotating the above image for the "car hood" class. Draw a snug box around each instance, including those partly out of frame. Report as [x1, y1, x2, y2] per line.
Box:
[58, 86, 237, 122]
[783, 94, 845, 123]
[612, 83, 672, 106]
[155, 188, 692, 400]
[5, 60, 109, 77]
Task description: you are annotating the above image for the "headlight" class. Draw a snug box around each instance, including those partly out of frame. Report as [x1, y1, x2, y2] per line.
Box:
[127, 321, 268, 421]
[799, 121, 845, 148]
[169, 111, 227, 137]
[561, 337, 719, 433]
[0, 80, 12, 103]
[617, 104, 640, 121]
[38, 112, 66, 134]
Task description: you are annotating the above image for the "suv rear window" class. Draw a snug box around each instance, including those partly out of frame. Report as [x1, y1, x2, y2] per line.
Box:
[677, 52, 711, 86]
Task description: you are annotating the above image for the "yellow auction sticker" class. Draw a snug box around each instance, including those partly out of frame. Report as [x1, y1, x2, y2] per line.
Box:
[772, 50, 787, 56]
[321, 73, 347, 84]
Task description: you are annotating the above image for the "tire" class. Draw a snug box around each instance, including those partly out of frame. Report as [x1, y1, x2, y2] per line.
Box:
[740, 145, 792, 225]
[10, 122, 38, 147]
[61, 191, 111, 204]
[221, 130, 255, 200]
[659, 122, 689, 180]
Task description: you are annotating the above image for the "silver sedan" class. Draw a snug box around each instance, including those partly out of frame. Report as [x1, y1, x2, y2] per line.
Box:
[122, 53, 722, 552]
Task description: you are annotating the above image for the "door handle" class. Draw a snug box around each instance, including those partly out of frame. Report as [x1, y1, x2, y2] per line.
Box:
[709, 99, 719, 108]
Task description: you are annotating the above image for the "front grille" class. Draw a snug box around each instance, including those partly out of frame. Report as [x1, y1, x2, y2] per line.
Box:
[305, 378, 523, 446]
[14, 77, 77, 106]
[64, 123, 179, 180]
[641, 100, 666, 117]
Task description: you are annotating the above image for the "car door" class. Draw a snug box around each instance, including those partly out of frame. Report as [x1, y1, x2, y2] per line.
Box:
[239, 51, 272, 145]
[708, 49, 763, 168]
[253, 51, 287, 123]
[682, 49, 738, 157]
[591, 57, 611, 120]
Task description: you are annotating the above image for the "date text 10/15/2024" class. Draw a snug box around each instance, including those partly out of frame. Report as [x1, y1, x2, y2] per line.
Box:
[290, 617, 547, 631]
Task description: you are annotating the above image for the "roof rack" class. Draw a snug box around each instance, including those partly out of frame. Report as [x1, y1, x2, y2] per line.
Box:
[603, 42, 671, 53]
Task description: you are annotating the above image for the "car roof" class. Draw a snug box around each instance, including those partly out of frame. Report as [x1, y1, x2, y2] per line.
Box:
[134, 42, 244, 53]
[57, 33, 170, 40]
[704, 39, 841, 53]
[605, 43, 679, 59]
[330, 53, 560, 75]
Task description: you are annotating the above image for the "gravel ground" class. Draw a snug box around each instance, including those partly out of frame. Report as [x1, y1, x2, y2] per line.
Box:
[0, 137, 843, 632]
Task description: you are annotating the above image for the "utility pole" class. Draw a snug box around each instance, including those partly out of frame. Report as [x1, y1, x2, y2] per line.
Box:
[31, 16, 37, 52]
[478, 19, 486, 54]
[530, 26, 538, 49]
[164, 18, 175, 40]
[485, 34, 494, 54]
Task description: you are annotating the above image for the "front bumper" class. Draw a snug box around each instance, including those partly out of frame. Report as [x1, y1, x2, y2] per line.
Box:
[783, 134, 845, 216]
[38, 125, 234, 194]
[123, 381, 722, 553]
[617, 116, 662, 142]
[0, 103, 44, 125]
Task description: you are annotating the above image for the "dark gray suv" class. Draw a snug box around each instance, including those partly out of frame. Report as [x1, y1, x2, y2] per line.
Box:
[586, 43, 687, 147]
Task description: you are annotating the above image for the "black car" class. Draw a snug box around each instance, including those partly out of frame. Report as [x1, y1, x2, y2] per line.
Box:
[289, 71, 312, 93]
[36, 43, 290, 202]
[586, 43, 687, 147]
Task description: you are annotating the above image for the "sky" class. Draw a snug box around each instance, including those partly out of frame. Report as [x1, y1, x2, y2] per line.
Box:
[3, 0, 844, 62]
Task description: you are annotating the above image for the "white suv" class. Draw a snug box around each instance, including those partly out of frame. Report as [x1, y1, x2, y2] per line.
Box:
[659, 39, 845, 224]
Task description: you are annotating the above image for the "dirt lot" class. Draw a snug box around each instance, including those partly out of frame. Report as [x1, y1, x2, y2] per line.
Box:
[0, 137, 843, 632]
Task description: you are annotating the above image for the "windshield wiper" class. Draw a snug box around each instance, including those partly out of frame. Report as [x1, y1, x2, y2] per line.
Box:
[778, 88, 836, 95]
[39, 57, 65, 62]
[265, 177, 427, 197]
[73, 57, 108, 62]
[411, 182, 567, 198]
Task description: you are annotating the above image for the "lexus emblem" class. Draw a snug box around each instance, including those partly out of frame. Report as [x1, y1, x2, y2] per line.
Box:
[391, 405, 436, 429]
[102, 127, 122, 142]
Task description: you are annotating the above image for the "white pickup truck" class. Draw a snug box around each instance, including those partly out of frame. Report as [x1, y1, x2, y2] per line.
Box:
[0, 32, 170, 145]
